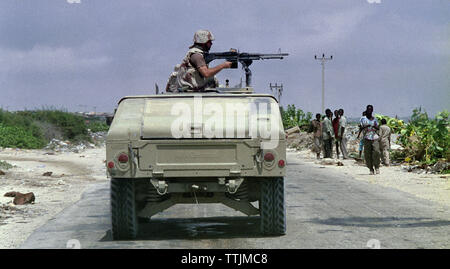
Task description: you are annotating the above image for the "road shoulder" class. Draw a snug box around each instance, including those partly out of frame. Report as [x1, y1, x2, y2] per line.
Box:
[291, 149, 450, 209]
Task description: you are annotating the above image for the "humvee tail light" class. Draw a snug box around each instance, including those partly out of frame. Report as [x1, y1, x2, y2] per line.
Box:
[107, 161, 115, 169]
[118, 153, 129, 163]
[264, 152, 275, 162]
[278, 159, 285, 168]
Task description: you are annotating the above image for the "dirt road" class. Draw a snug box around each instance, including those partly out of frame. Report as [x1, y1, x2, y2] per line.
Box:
[13, 150, 450, 249]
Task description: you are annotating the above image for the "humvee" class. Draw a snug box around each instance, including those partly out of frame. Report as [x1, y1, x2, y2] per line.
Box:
[106, 87, 287, 240]
[106, 50, 288, 240]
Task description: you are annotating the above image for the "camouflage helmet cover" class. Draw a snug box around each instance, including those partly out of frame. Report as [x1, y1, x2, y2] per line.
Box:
[193, 30, 215, 44]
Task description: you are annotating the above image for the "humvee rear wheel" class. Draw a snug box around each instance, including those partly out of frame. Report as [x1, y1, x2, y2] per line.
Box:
[111, 178, 138, 240]
[260, 177, 286, 235]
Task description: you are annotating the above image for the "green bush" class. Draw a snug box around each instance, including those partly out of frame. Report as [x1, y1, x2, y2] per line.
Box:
[87, 120, 109, 133]
[0, 123, 46, 149]
[0, 109, 44, 139]
[281, 105, 312, 130]
[377, 108, 450, 165]
[0, 108, 96, 149]
[17, 109, 89, 141]
[398, 108, 449, 164]
[375, 114, 405, 134]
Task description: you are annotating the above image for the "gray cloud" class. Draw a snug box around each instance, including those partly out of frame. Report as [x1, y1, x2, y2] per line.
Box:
[0, 0, 448, 116]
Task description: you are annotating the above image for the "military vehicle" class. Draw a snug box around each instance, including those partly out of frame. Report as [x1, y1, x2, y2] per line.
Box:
[106, 51, 287, 240]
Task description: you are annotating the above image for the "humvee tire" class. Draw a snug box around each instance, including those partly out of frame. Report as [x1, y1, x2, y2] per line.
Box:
[111, 178, 138, 240]
[260, 177, 286, 235]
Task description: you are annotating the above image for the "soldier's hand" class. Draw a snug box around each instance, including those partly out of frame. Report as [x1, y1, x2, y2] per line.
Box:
[223, 61, 233, 68]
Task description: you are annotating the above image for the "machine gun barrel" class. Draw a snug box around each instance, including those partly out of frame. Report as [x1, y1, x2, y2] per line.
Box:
[204, 51, 288, 64]
[203, 50, 289, 87]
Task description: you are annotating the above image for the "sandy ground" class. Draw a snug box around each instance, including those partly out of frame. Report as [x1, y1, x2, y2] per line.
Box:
[292, 148, 450, 209]
[0, 147, 108, 249]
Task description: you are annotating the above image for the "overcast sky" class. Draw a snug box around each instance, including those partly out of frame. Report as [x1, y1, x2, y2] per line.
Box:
[0, 0, 448, 117]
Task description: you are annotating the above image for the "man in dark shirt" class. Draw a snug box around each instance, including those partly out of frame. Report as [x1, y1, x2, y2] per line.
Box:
[332, 110, 340, 159]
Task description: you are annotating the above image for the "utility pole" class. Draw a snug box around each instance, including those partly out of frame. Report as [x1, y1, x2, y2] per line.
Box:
[269, 82, 283, 106]
[315, 53, 333, 114]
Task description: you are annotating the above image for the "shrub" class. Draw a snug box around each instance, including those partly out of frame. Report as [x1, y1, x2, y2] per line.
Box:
[399, 108, 449, 164]
[0, 123, 46, 149]
[17, 109, 89, 141]
[281, 105, 312, 130]
[378, 108, 450, 164]
[87, 120, 110, 133]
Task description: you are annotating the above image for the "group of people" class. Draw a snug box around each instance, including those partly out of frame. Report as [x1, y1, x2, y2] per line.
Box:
[310, 105, 392, 175]
[310, 108, 349, 160]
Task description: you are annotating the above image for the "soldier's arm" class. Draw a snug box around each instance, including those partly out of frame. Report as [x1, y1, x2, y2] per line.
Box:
[198, 62, 233, 78]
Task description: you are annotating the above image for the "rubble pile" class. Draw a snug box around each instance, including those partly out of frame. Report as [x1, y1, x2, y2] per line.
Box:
[44, 131, 107, 153]
[285, 126, 314, 150]
[402, 161, 450, 174]
[89, 130, 107, 146]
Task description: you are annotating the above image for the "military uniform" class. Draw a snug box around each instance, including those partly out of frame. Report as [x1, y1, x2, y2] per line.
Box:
[176, 46, 216, 92]
[165, 64, 180, 92]
[165, 30, 219, 92]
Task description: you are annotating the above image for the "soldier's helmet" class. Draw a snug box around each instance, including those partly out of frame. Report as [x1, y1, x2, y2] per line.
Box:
[193, 30, 215, 44]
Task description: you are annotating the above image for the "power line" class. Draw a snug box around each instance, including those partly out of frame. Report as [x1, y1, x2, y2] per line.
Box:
[269, 82, 283, 106]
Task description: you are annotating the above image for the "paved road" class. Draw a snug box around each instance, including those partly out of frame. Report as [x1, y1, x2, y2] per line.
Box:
[21, 152, 450, 249]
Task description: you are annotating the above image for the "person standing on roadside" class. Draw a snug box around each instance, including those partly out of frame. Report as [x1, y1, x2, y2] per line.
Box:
[332, 110, 340, 159]
[338, 109, 349, 159]
[311, 113, 323, 159]
[379, 118, 392, 166]
[357, 111, 367, 159]
[360, 105, 381, 175]
[322, 109, 334, 159]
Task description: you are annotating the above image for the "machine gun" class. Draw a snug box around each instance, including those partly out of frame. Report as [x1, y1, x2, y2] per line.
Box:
[204, 49, 288, 87]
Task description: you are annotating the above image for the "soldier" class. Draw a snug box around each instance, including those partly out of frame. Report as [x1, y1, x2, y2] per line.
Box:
[175, 30, 233, 92]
